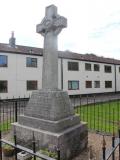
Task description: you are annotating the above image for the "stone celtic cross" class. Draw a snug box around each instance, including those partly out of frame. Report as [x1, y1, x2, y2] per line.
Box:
[36, 5, 67, 89]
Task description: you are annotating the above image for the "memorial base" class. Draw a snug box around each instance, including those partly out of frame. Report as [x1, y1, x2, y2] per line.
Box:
[12, 89, 88, 160]
[13, 122, 87, 160]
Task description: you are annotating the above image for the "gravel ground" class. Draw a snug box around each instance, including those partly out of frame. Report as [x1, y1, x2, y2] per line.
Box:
[2, 131, 119, 160]
[73, 132, 119, 160]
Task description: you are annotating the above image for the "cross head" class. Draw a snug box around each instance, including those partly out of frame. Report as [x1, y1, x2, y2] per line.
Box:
[36, 5, 67, 36]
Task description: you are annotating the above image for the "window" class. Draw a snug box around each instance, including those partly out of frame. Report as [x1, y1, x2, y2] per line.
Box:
[119, 67, 120, 72]
[0, 81, 7, 93]
[85, 63, 91, 71]
[104, 65, 112, 73]
[105, 81, 112, 88]
[0, 55, 7, 67]
[94, 64, 100, 71]
[86, 81, 92, 88]
[94, 81, 100, 88]
[68, 81, 79, 90]
[26, 57, 37, 67]
[68, 61, 79, 71]
[27, 81, 38, 90]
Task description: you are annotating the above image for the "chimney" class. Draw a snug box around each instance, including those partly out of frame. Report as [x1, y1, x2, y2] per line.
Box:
[9, 31, 16, 47]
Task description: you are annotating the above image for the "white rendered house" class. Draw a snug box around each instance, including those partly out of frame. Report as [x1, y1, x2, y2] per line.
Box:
[0, 34, 120, 99]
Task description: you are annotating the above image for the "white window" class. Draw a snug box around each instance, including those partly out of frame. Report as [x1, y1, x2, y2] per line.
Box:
[26, 57, 37, 67]
[94, 81, 100, 88]
[27, 81, 38, 90]
[68, 81, 79, 90]
[0, 55, 7, 67]
[85, 63, 91, 71]
[68, 61, 79, 71]
[0, 81, 8, 93]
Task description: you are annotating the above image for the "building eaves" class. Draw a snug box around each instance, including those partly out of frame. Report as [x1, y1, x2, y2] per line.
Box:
[0, 43, 43, 56]
[0, 43, 120, 65]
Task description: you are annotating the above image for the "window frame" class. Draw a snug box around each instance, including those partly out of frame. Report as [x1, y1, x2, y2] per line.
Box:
[68, 61, 79, 71]
[68, 80, 79, 90]
[104, 65, 112, 73]
[0, 55, 8, 67]
[27, 80, 38, 91]
[94, 81, 100, 88]
[85, 63, 92, 71]
[0, 80, 8, 93]
[86, 81, 92, 88]
[94, 64, 100, 71]
[105, 81, 112, 88]
[26, 57, 37, 68]
[119, 66, 120, 73]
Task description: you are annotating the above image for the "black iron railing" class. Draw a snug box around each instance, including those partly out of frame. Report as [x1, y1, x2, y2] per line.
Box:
[101, 129, 120, 160]
[0, 97, 29, 131]
[1, 94, 120, 133]
[73, 94, 120, 134]
[1, 94, 120, 159]
[0, 97, 60, 160]
[0, 129, 60, 160]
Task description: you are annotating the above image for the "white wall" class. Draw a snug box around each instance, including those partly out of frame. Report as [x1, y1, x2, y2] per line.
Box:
[0, 52, 119, 99]
[16, 54, 43, 97]
[0, 53, 43, 98]
[0, 52, 62, 99]
[62, 59, 115, 95]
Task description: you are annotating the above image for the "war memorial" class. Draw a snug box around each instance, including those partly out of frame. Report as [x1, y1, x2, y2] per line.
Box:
[13, 5, 88, 160]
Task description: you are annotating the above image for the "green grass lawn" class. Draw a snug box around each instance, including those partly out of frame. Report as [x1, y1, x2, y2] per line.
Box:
[75, 100, 120, 134]
[0, 121, 12, 132]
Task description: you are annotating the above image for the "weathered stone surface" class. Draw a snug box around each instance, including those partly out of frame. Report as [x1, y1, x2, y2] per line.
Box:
[13, 122, 88, 160]
[23, 89, 74, 121]
[12, 4, 88, 160]
[18, 114, 80, 133]
[36, 5, 67, 89]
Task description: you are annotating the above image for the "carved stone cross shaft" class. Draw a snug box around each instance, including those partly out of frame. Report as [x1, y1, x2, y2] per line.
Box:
[36, 5, 67, 89]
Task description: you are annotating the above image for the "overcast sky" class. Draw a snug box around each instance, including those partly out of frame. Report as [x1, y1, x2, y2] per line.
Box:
[0, 0, 120, 59]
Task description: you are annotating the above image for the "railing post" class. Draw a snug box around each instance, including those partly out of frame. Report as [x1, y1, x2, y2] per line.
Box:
[112, 132, 115, 160]
[15, 101, 18, 122]
[32, 132, 36, 160]
[87, 95, 88, 122]
[73, 95, 76, 110]
[89, 145, 95, 160]
[57, 147, 60, 160]
[14, 129, 17, 160]
[102, 135, 106, 160]
[93, 95, 95, 130]
[0, 97, 2, 160]
[119, 128, 120, 160]
[0, 129, 2, 160]
[79, 95, 81, 116]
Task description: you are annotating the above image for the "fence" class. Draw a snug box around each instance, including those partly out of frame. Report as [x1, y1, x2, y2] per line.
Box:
[101, 129, 120, 160]
[1, 94, 120, 133]
[0, 129, 60, 160]
[1, 94, 120, 159]
[72, 94, 120, 134]
[0, 97, 29, 131]
[0, 97, 60, 160]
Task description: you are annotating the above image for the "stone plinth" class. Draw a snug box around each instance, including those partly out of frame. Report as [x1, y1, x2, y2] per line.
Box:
[23, 89, 74, 121]
[13, 121, 87, 160]
[13, 89, 88, 160]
